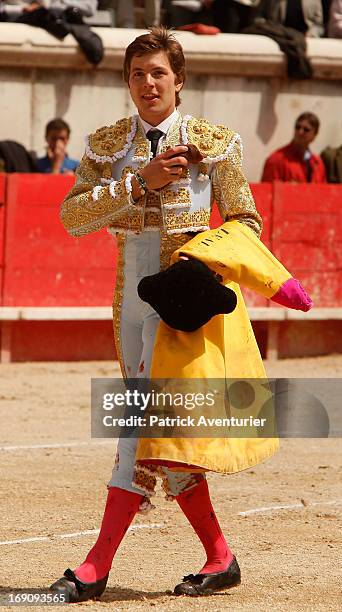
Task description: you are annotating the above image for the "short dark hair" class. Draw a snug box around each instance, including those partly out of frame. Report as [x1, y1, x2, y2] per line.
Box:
[295, 112, 320, 134]
[123, 27, 186, 107]
[45, 118, 71, 137]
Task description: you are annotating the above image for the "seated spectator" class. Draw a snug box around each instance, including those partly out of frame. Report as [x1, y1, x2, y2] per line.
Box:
[0, 2, 102, 65]
[37, 118, 79, 174]
[261, 112, 326, 183]
[210, 0, 261, 33]
[98, 0, 161, 28]
[256, 0, 324, 37]
[0, 1, 96, 21]
[321, 143, 342, 182]
[0, 1, 36, 20]
[166, 0, 212, 30]
[168, 0, 260, 33]
[328, 0, 342, 36]
[0, 140, 37, 172]
[321, 0, 332, 35]
[50, 1, 96, 16]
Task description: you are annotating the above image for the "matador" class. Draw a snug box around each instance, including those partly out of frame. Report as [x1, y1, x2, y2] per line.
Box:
[50, 26, 290, 602]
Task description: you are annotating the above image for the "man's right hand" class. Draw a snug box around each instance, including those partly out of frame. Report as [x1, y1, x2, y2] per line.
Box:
[140, 145, 189, 190]
[48, 138, 66, 174]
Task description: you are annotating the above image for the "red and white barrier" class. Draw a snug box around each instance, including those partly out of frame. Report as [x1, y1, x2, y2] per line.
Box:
[0, 174, 341, 361]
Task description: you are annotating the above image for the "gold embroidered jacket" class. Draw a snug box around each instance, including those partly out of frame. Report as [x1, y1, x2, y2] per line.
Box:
[60, 112, 262, 238]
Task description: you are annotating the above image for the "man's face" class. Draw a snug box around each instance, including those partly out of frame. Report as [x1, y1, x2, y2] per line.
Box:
[128, 51, 183, 125]
[46, 129, 69, 152]
[293, 119, 317, 148]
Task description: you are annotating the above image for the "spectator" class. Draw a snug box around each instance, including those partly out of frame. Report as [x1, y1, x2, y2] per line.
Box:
[37, 118, 79, 174]
[50, 1, 96, 16]
[321, 143, 342, 182]
[210, 0, 261, 33]
[261, 112, 327, 182]
[0, 140, 37, 172]
[0, 2, 102, 65]
[256, 0, 324, 37]
[328, 0, 342, 36]
[0, 1, 96, 20]
[98, 0, 161, 28]
[0, 1, 38, 20]
[321, 0, 332, 34]
[165, 0, 212, 30]
[167, 0, 259, 33]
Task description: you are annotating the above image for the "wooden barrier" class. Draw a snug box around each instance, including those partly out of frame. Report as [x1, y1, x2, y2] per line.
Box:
[0, 173, 117, 361]
[0, 175, 341, 361]
[2, 174, 116, 307]
[1, 306, 341, 362]
[272, 183, 342, 307]
[0, 174, 6, 307]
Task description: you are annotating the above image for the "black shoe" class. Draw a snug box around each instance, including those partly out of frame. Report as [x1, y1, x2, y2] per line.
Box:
[174, 556, 241, 596]
[49, 568, 108, 603]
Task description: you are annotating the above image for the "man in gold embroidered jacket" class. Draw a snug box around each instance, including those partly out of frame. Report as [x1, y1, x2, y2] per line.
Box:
[52, 27, 276, 601]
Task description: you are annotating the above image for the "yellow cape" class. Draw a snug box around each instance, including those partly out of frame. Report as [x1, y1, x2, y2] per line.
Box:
[135, 221, 296, 473]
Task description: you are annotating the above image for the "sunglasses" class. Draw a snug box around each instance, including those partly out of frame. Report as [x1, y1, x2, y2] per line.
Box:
[295, 124, 312, 133]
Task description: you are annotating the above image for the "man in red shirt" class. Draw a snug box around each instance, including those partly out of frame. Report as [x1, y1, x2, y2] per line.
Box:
[261, 112, 326, 183]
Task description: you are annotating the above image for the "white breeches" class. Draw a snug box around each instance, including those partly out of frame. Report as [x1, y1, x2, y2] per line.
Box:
[107, 231, 206, 499]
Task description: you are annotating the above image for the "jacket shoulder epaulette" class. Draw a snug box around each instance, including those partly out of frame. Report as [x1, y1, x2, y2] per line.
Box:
[85, 116, 136, 163]
[184, 116, 240, 163]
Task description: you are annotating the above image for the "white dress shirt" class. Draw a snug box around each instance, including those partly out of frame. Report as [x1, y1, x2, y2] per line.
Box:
[139, 109, 180, 154]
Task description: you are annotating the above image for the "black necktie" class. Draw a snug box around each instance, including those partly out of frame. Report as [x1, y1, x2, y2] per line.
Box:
[146, 129, 164, 158]
[305, 158, 313, 183]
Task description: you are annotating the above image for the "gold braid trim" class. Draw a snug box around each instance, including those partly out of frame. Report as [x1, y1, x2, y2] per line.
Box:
[184, 116, 237, 162]
[86, 116, 149, 163]
[160, 231, 190, 271]
[60, 154, 143, 237]
[112, 234, 127, 378]
[212, 140, 263, 237]
[86, 117, 135, 161]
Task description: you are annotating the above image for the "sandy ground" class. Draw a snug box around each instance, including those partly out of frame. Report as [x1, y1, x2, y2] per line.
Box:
[0, 356, 341, 611]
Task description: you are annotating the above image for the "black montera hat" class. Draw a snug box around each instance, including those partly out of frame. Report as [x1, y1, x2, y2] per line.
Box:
[137, 258, 237, 332]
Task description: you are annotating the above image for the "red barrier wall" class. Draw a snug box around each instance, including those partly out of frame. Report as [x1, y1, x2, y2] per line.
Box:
[10, 320, 116, 362]
[0, 174, 6, 307]
[272, 183, 342, 307]
[2, 174, 117, 307]
[0, 176, 341, 361]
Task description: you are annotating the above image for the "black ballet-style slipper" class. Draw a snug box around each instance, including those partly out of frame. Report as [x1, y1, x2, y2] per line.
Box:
[49, 568, 108, 603]
[173, 556, 241, 596]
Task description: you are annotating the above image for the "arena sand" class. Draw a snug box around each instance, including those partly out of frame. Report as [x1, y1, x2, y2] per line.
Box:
[0, 356, 341, 611]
